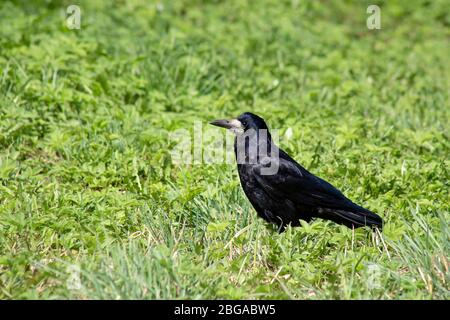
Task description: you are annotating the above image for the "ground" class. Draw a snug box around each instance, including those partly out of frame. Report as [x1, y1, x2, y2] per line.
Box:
[0, 0, 449, 299]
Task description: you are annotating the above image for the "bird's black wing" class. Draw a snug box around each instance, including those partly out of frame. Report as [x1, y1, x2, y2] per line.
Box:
[252, 157, 352, 209]
[252, 156, 382, 228]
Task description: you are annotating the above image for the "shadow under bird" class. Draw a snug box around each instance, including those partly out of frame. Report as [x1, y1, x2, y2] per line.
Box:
[210, 112, 383, 232]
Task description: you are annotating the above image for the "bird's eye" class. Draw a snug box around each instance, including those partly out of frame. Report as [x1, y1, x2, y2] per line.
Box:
[241, 121, 247, 126]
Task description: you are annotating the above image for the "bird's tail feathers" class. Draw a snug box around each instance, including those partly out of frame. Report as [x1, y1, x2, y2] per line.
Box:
[320, 207, 383, 230]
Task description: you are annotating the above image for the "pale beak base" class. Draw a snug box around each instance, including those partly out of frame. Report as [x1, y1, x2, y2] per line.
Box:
[209, 119, 243, 131]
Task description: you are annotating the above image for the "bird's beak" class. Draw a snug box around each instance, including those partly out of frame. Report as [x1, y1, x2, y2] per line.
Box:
[209, 118, 242, 130]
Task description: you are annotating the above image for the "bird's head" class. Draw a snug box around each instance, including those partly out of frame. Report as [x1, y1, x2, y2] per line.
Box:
[209, 112, 269, 135]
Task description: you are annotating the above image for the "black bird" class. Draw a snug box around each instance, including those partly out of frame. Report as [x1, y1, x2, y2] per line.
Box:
[210, 112, 383, 232]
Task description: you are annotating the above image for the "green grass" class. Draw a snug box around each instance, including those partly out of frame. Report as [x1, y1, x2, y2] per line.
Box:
[0, 0, 449, 299]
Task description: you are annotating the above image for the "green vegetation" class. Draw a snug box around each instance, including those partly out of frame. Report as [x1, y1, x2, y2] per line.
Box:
[0, 0, 449, 299]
